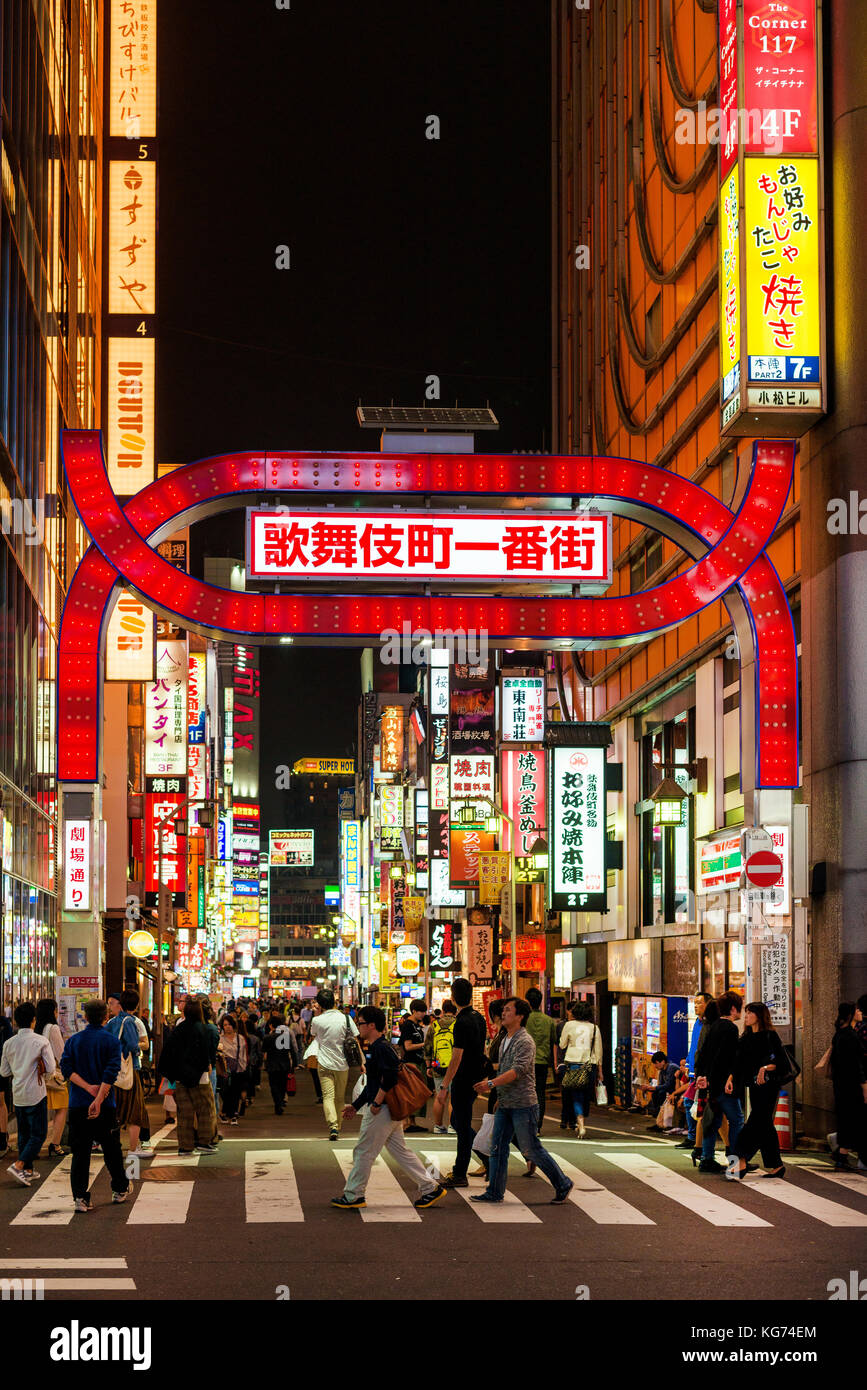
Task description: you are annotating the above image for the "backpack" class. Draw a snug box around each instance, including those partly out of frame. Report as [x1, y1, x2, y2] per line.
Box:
[431, 1019, 455, 1071]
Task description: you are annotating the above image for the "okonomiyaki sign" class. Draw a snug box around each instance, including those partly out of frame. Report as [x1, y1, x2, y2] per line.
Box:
[550, 745, 607, 912]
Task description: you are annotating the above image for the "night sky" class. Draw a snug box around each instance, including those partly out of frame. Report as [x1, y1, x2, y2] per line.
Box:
[157, 0, 550, 823]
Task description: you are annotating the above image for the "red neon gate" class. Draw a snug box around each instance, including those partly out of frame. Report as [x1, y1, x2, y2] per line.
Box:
[57, 433, 798, 791]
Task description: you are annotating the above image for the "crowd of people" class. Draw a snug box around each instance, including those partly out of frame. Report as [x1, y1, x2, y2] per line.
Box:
[0, 981, 863, 1212]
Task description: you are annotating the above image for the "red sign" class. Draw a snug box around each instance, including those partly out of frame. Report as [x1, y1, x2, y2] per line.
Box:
[743, 0, 818, 157]
[745, 850, 784, 887]
[501, 748, 546, 855]
[144, 779, 187, 906]
[58, 436, 799, 796]
[449, 826, 496, 888]
[719, 0, 739, 177]
[501, 934, 547, 973]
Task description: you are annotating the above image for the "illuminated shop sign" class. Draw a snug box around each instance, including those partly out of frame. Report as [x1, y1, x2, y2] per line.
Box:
[106, 339, 155, 496]
[145, 641, 187, 777]
[110, 0, 157, 139]
[269, 829, 314, 867]
[108, 161, 156, 315]
[105, 587, 154, 681]
[63, 820, 91, 912]
[549, 742, 607, 913]
[501, 677, 545, 743]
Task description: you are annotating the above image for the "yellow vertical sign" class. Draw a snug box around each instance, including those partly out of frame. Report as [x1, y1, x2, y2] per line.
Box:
[719, 169, 740, 405]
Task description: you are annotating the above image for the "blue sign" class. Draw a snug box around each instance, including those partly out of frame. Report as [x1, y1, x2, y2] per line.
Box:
[338, 788, 356, 820]
[666, 998, 689, 1066]
[217, 817, 227, 861]
[232, 881, 259, 897]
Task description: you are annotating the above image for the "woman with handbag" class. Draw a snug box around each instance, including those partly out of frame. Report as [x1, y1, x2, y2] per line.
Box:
[558, 1001, 603, 1137]
[35, 999, 69, 1158]
[217, 1016, 247, 1124]
[725, 1001, 791, 1180]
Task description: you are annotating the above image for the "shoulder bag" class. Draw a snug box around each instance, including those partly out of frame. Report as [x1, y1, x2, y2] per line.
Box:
[343, 1017, 365, 1069]
[562, 1025, 598, 1090]
[384, 1045, 433, 1120]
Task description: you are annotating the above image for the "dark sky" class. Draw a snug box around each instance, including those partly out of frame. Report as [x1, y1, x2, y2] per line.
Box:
[157, 0, 551, 821]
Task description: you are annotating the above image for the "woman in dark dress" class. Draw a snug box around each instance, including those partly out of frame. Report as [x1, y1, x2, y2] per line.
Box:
[725, 1001, 791, 1180]
[830, 1002, 867, 1171]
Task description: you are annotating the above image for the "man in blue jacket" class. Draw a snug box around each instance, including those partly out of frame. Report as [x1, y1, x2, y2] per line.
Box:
[60, 998, 132, 1213]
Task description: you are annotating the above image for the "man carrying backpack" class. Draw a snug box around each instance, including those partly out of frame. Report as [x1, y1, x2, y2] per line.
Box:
[425, 1000, 457, 1134]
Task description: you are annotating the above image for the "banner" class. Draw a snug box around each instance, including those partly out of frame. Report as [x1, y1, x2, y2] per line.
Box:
[478, 851, 511, 906]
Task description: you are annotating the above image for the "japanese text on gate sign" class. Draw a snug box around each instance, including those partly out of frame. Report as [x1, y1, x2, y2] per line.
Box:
[247, 509, 612, 583]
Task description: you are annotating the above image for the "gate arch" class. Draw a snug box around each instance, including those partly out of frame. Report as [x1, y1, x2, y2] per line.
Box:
[58, 432, 798, 791]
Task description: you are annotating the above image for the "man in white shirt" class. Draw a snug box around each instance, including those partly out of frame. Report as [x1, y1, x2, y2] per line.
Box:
[0, 1002, 56, 1186]
[310, 990, 361, 1140]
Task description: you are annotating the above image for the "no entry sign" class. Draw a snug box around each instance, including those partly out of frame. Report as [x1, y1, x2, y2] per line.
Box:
[745, 850, 784, 889]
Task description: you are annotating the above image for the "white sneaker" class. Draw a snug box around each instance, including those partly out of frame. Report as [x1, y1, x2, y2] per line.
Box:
[127, 1147, 153, 1159]
[8, 1164, 32, 1187]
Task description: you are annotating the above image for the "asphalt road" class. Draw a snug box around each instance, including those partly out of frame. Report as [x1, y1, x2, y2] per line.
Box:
[1, 1072, 865, 1304]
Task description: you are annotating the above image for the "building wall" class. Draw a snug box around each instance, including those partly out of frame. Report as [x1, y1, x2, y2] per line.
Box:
[0, 0, 103, 1007]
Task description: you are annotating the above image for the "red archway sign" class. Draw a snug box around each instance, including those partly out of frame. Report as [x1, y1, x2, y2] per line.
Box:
[58, 432, 798, 791]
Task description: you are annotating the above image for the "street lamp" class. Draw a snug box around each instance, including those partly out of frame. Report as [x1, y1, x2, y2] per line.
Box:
[529, 835, 548, 871]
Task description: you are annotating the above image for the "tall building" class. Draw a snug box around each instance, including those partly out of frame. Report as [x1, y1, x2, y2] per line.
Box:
[551, 0, 861, 1134]
[0, 0, 103, 1006]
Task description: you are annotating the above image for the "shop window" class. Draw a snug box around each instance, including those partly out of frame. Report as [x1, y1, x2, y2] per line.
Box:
[640, 710, 695, 927]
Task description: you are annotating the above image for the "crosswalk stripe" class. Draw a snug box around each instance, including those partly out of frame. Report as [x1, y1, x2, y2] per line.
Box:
[11, 1155, 105, 1226]
[334, 1150, 421, 1221]
[0, 1258, 128, 1269]
[150, 1153, 201, 1169]
[245, 1150, 304, 1223]
[601, 1153, 771, 1227]
[554, 1157, 655, 1225]
[421, 1151, 540, 1222]
[801, 1167, 867, 1199]
[36, 1278, 137, 1291]
[127, 1180, 195, 1224]
[738, 1173, 867, 1226]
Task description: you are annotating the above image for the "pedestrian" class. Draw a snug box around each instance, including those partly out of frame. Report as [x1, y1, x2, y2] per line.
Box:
[470, 997, 574, 1205]
[524, 987, 559, 1131]
[309, 988, 361, 1140]
[0, 1002, 56, 1186]
[558, 1000, 603, 1138]
[425, 1000, 456, 1134]
[726, 1001, 792, 1180]
[129, 998, 153, 1152]
[635, 1051, 680, 1129]
[59, 998, 131, 1212]
[331, 1005, 445, 1210]
[35, 998, 69, 1158]
[244, 1016, 263, 1106]
[436, 978, 488, 1189]
[201, 999, 222, 1127]
[827, 1001, 867, 1173]
[694, 990, 744, 1173]
[398, 998, 429, 1133]
[0, 1009, 12, 1156]
[158, 1000, 218, 1155]
[263, 1018, 298, 1114]
[106, 991, 152, 1160]
[674, 992, 713, 1151]
[217, 1015, 247, 1123]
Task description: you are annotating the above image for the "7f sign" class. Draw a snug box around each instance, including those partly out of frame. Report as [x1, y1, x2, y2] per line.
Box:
[549, 742, 607, 912]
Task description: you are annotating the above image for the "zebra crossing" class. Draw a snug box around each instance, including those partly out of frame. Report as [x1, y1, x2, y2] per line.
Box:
[7, 1138, 867, 1228]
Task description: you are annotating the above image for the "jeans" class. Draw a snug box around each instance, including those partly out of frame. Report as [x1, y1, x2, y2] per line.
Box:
[570, 1086, 593, 1122]
[449, 1083, 477, 1180]
[319, 1067, 349, 1129]
[486, 1104, 569, 1198]
[701, 1090, 744, 1160]
[534, 1063, 550, 1129]
[15, 1098, 48, 1169]
[343, 1104, 437, 1202]
[68, 1105, 129, 1200]
[685, 1085, 697, 1142]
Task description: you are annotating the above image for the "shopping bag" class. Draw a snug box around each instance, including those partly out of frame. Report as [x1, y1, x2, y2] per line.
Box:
[658, 1097, 675, 1129]
[351, 1073, 366, 1104]
[595, 1081, 608, 1106]
[285, 1072, 297, 1095]
[473, 1111, 496, 1156]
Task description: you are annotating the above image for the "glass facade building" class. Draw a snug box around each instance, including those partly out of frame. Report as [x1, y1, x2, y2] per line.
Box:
[0, 0, 103, 1006]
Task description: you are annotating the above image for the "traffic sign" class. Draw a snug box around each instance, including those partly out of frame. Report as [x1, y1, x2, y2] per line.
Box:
[745, 850, 784, 889]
